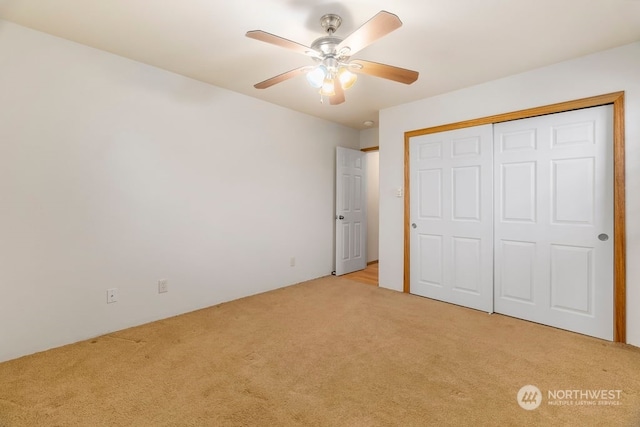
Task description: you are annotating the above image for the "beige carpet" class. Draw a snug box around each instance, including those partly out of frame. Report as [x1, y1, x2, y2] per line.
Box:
[1, 276, 639, 426]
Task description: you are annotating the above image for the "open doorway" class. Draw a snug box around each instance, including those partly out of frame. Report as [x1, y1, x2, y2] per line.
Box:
[365, 149, 379, 265]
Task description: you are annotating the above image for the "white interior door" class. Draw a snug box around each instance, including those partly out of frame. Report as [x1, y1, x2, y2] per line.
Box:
[493, 105, 614, 340]
[409, 125, 494, 312]
[335, 147, 367, 276]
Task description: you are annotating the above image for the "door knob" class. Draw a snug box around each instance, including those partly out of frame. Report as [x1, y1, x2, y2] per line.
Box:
[337, 215, 345, 220]
[411, 223, 417, 229]
[598, 233, 609, 241]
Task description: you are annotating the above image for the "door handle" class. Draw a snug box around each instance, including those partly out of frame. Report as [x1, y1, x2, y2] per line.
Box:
[337, 215, 345, 220]
[411, 223, 417, 229]
[598, 233, 609, 241]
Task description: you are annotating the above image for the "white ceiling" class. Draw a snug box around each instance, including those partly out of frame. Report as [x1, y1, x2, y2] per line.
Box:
[1, 0, 639, 129]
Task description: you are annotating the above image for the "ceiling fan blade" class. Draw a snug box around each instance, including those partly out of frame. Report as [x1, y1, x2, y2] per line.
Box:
[330, 79, 345, 105]
[337, 11, 402, 57]
[254, 66, 313, 89]
[246, 30, 320, 58]
[349, 59, 419, 85]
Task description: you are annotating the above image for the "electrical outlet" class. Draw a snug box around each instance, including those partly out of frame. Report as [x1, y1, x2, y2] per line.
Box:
[158, 279, 168, 294]
[290, 257, 296, 267]
[107, 288, 118, 304]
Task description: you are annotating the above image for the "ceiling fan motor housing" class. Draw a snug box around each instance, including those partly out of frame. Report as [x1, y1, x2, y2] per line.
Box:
[311, 36, 343, 57]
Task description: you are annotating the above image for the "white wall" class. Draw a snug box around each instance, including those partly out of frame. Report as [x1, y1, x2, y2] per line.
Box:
[360, 127, 379, 149]
[379, 41, 640, 347]
[0, 21, 359, 362]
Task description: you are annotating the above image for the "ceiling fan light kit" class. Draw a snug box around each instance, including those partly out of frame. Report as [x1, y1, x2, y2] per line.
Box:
[338, 68, 357, 90]
[246, 10, 419, 105]
[306, 64, 328, 88]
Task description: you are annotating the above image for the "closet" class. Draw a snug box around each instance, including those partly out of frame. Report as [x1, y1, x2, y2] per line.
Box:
[408, 105, 613, 340]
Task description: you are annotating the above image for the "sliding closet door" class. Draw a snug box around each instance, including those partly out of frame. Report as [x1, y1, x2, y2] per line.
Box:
[409, 125, 494, 312]
[493, 106, 614, 340]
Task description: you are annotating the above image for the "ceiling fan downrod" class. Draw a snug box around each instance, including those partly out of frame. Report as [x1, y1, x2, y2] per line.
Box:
[319, 14, 342, 35]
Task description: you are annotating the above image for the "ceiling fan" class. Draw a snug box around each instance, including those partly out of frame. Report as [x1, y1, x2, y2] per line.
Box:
[246, 10, 419, 105]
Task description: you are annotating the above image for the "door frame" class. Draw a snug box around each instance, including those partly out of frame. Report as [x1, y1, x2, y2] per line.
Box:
[403, 92, 626, 343]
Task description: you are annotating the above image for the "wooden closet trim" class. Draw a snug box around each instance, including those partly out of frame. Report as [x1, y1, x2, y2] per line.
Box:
[403, 91, 626, 343]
